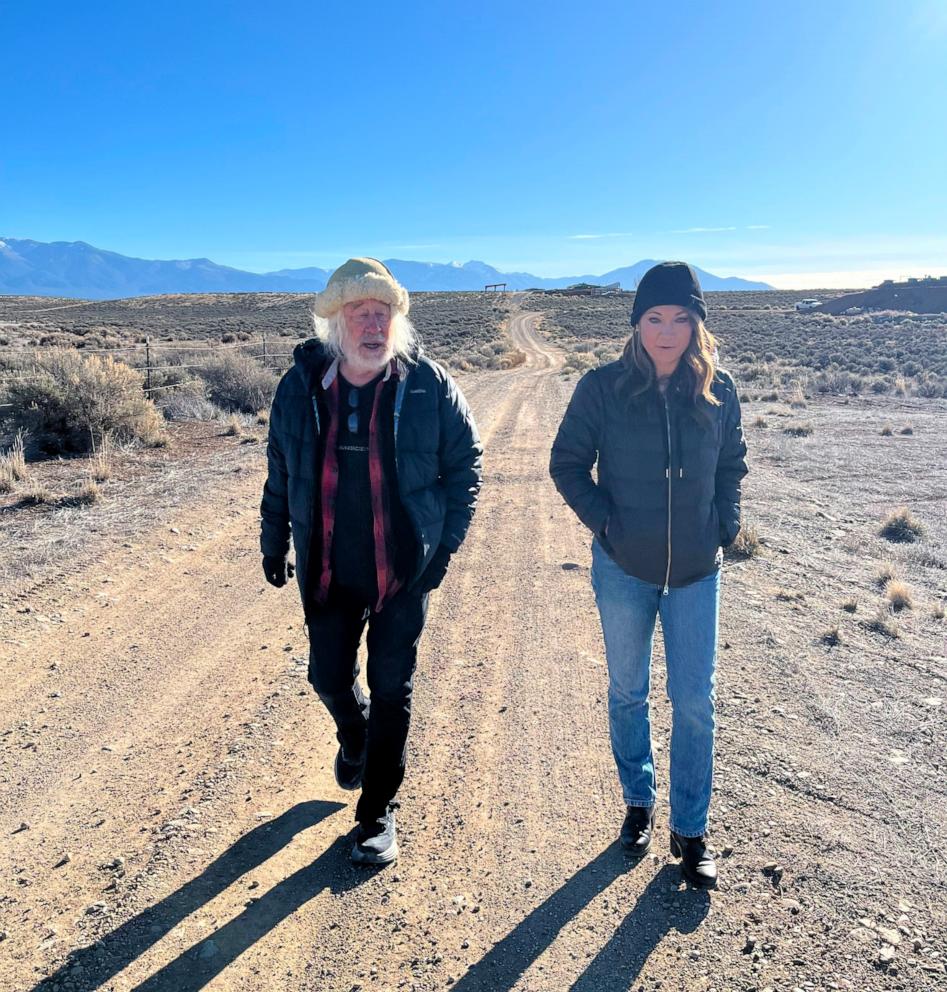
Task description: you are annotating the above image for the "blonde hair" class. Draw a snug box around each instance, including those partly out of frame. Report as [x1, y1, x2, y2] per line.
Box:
[622, 311, 721, 407]
[312, 310, 419, 363]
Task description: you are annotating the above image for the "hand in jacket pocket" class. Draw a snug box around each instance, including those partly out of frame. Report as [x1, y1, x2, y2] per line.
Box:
[417, 545, 452, 594]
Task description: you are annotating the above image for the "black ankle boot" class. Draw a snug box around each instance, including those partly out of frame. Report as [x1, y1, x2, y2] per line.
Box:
[669, 831, 717, 888]
[620, 806, 655, 856]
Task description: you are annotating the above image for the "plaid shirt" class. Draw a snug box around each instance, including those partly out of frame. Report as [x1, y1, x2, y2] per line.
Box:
[313, 357, 404, 612]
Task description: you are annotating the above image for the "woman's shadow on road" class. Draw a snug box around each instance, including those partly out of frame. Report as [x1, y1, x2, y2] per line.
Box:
[453, 847, 710, 992]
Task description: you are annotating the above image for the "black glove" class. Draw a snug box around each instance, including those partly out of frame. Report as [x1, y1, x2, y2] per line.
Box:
[262, 555, 295, 588]
[417, 545, 452, 594]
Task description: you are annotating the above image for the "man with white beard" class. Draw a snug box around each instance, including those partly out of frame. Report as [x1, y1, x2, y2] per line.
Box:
[260, 258, 482, 864]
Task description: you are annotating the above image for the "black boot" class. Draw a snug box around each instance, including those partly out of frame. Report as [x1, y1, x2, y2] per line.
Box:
[333, 725, 366, 792]
[333, 742, 366, 791]
[620, 806, 655, 856]
[352, 804, 399, 865]
[669, 831, 717, 888]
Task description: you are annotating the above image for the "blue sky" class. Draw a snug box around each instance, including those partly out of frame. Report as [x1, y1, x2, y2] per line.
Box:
[2, 0, 946, 287]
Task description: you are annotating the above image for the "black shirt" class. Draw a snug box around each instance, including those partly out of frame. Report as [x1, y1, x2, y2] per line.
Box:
[331, 371, 383, 600]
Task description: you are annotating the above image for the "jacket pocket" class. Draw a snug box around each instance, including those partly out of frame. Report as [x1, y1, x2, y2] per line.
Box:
[606, 508, 666, 580]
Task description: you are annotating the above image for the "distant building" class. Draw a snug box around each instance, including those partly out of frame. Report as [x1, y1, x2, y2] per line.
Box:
[812, 277, 947, 315]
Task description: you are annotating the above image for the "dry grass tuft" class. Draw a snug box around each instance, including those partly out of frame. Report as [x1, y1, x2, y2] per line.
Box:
[784, 422, 814, 437]
[255, 409, 270, 426]
[0, 430, 29, 492]
[841, 597, 858, 614]
[821, 626, 842, 647]
[880, 424, 894, 436]
[89, 434, 113, 482]
[885, 580, 913, 612]
[727, 523, 762, 560]
[899, 425, 914, 436]
[223, 414, 244, 437]
[775, 588, 805, 603]
[879, 507, 925, 544]
[753, 416, 768, 428]
[864, 607, 899, 639]
[909, 548, 946, 570]
[20, 479, 55, 506]
[875, 562, 899, 588]
[933, 601, 945, 620]
[491, 348, 527, 370]
[61, 478, 101, 507]
[789, 387, 807, 409]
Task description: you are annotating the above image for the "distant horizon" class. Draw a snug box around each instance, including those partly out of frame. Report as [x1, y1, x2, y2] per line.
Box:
[238, 262, 946, 292]
[3, 234, 944, 293]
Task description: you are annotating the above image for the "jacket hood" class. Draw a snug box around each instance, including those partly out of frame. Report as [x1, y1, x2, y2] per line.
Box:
[292, 338, 330, 394]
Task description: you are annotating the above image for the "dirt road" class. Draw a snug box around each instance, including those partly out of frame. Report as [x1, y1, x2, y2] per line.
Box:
[1, 313, 944, 991]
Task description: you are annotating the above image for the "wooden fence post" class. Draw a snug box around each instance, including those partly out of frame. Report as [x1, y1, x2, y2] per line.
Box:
[145, 337, 152, 392]
[262, 330, 268, 368]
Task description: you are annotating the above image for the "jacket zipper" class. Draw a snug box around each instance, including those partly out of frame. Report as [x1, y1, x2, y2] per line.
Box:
[392, 371, 426, 582]
[662, 394, 672, 596]
[308, 395, 321, 595]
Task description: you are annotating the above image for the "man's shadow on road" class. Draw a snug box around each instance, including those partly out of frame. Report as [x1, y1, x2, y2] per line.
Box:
[453, 847, 710, 992]
[33, 799, 365, 992]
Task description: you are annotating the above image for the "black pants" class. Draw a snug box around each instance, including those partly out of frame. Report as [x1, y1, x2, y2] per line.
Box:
[306, 582, 428, 823]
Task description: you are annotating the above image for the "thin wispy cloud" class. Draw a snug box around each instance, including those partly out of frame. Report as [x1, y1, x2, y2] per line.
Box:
[568, 232, 635, 240]
[746, 224, 770, 230]
[671, 226, 738, 234]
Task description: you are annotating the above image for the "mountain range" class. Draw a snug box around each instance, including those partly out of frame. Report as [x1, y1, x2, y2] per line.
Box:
[0, 237, 773, 299]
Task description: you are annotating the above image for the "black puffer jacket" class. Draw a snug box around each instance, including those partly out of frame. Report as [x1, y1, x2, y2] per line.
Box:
[260, 339, 482, 605]
[550, 360, 748, 588]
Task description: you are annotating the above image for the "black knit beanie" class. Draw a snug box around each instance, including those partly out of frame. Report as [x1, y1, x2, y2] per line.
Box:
[630, 261, 707, 326]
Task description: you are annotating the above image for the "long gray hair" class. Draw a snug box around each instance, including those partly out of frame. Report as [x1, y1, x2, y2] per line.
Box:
[312, 310, 419, 362]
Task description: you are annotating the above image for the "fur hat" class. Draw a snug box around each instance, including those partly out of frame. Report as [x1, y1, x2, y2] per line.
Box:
[313, 257, 410, 318]
[630, 261, 707, 326]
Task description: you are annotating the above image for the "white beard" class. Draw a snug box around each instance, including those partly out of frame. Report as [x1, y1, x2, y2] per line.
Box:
[342, 341, 394, 376]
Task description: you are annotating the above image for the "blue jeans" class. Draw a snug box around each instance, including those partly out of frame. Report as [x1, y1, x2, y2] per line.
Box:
[590, 539, 719, 838]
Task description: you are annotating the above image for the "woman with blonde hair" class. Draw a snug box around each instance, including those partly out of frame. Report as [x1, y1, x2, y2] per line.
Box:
[550, 261, 747, 887]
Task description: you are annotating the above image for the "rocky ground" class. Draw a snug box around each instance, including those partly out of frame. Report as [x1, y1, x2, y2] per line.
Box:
[1, 307, 944, 991]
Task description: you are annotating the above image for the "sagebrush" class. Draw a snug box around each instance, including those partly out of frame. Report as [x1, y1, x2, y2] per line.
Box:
[7, 350, 165, 453]
[198, 353, 278, 413]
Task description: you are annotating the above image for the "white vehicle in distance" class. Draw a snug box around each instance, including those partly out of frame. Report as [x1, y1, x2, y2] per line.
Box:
[794, 298, 822, 312]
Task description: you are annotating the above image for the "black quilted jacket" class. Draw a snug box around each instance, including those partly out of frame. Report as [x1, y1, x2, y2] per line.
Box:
[550, 360, 748, 588]
[260, 339, 482, 605]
